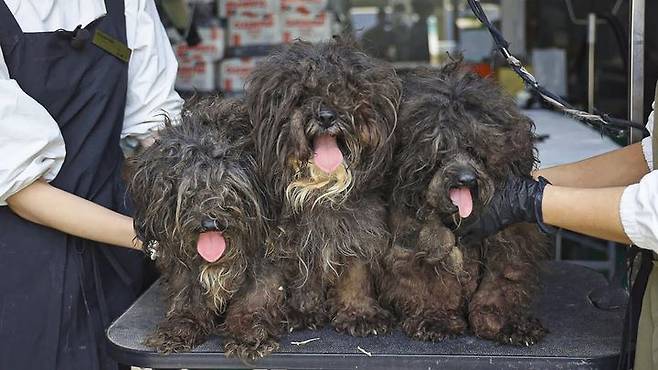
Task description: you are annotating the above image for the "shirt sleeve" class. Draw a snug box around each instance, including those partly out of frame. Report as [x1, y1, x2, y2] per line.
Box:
[0, 48, 66, 206]
[620, 102, 658, 252]
[122, 0, 183, 140]
[620, 171, 658, 253]
[640, 102, 654, 171]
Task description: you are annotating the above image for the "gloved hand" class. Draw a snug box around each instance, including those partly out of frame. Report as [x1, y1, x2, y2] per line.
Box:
[455, 175, 553, 243]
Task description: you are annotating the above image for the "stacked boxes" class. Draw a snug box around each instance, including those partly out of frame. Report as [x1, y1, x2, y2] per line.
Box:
[282, 1, 331, 44]
[218, 57, 265, 93]
[173, 0, 333, 93]
[220, 0, 280, 17]
[175, 25, 225, 92]
[228, 12, 283, 47]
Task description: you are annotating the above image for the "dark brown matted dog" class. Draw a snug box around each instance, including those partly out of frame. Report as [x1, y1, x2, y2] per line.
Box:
[130, 98, 285, 359]
[380, 62, 549, 345]
[246, 38, 401, 338]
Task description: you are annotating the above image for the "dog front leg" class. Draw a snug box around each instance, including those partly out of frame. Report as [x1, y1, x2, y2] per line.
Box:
[468, 225, 548, 346]
[223, 264, 285, 360]
[144, 268, 216, 353]
[327, 259, 393, 336]
[285, 267, 328, 332]
[380, 245, 467, 341]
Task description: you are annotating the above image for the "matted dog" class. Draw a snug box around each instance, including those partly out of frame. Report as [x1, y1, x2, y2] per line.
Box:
[246, 38, 401, 337]
[380, 63, 548, 345]
[130, 98, 285, 359]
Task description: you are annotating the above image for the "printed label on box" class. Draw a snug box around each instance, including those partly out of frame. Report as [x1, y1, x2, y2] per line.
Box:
[282, 10, 332, 43]
[175, 25, 225, 61]
[176, 55, 217, 92]
[219, 57, 264, 92]
[228, 13, 282, 47]
[281, 0, 328, 14]
[220, 0, 280, 17]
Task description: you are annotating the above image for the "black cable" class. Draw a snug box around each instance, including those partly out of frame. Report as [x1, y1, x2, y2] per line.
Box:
[466, 0, 649, 137]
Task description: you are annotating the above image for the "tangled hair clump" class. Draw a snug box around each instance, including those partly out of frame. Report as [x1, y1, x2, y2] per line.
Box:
[131, 98, 265, 254]
[129, 97, 285, 360]
[246, 38, 401, 338]
[247, 38, 401, 213]
[391, 62, 537, 213]
[380, 62, 548, 346]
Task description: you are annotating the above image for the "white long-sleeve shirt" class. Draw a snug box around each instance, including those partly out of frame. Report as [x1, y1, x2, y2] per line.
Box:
[0, 0, 183, 205]
[620, 102, 658, 253]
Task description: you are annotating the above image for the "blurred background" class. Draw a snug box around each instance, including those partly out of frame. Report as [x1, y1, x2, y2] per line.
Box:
[156, 0, 657, 281]
[158, 0, 657, 122]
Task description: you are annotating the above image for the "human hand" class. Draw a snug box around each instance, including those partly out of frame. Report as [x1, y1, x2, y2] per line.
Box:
[139, 133, 158, 149]
[455, 176, 552, 243]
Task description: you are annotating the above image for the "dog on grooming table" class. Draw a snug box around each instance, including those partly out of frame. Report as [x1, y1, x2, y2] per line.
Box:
[380, 62, 548, 345]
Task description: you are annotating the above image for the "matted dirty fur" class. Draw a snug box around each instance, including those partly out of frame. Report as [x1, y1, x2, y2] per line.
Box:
[380, 63, 549, 345]
[130, 97, 285, 359]
[246, 38, 401, 337]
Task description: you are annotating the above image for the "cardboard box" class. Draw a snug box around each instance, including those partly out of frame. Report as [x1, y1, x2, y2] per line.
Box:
[175, 25, 225, 62]
[220, 0, 280, 17]
[228, 12, 282, 47]
[281, 0, 328, 14]
[282, 10, 332, 44]
[176, 54, 218, 92]
[219, 57, 264, 92]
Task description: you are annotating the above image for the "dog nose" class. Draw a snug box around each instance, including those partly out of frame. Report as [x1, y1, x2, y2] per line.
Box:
[456, 172, 477, 188]
[202, 219, 220, 231]
[318, 109, 336, 128]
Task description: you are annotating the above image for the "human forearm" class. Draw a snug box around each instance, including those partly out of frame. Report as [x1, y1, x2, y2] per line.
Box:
[542, 185, 631, 244]
[534, 143, 649, 187]
[7, 180, 141, 250]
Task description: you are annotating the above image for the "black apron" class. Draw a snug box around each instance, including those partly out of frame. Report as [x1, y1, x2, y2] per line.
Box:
[0, 1, 144, 369]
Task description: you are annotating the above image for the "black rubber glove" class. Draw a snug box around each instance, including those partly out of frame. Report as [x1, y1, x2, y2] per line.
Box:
[455, 176, 553, 243]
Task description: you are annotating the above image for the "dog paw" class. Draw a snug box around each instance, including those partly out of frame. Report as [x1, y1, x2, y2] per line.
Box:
[224, 336, 280, 361]
[331, 304, 393, 337]
[401, 314, 467, 342]
[144, 321, 206, 353]
[470, 307, 547, 346]
[496, 316, 547, 346]
[286, 308, 327, 332]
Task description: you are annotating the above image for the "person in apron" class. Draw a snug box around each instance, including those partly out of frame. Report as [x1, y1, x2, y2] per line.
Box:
[0, 0, 182, 369]
[458, 87, 658, 370]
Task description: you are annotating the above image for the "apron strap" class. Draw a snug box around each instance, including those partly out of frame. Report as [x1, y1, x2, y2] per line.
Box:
[102, 0, 127, 44]
[651, 84, 658, 170]
[617, 247, 656, 369]
[0, 1, 23, 46]
[618, 82, 658, 370]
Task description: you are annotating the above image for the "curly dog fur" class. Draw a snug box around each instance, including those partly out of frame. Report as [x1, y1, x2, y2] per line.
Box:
[130, 98, 285, 359]
[380, 63, 549, 345]
[246, 38, 401, 337]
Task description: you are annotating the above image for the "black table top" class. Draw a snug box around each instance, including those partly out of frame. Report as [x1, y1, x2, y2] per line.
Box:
[106, 261, 625, 369]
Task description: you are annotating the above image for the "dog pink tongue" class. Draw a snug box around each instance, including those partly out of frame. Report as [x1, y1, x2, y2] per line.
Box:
[449, 187, 473, 218]
[196, 231, 226, 263]
[313, 134, 343, 173]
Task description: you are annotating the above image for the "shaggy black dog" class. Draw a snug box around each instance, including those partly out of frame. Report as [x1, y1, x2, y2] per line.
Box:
[130, 98, 285, 359]
[246, 38, 401, 337]
[380, 63, 548, 345]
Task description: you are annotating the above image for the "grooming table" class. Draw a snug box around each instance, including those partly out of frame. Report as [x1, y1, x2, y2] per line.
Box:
[107, 261, 625, 369]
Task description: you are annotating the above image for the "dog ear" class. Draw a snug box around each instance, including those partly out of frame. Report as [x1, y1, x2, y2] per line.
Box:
[129, 138, 179, 244]
[350, 63, 402, 176]
[477, 108, 537, 179]
[506, 115, 538, 175]
[246, 60, 303, 157]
